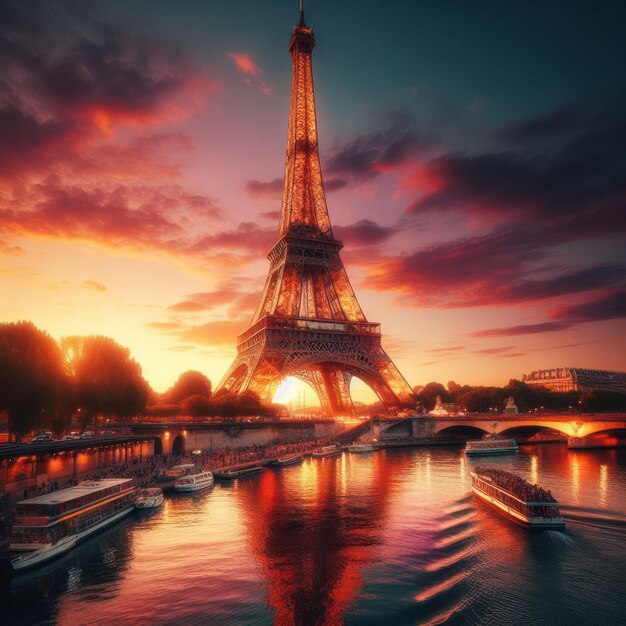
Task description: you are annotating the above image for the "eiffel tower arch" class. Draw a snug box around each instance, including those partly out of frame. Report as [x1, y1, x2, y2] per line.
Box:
[217, 5, 415, 415]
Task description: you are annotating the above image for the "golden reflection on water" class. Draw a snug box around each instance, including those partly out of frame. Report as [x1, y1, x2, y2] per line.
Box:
[234, 453, 395, 625]
[530, 455, 538, 485]
[570, 455, 580, 503]
[599, 463, 608, 506]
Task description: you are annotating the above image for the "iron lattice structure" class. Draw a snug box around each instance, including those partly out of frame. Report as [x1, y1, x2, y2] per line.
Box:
[217, 9, 414, 415]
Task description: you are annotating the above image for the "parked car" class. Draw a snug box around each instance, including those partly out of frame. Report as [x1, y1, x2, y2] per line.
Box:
[80, 431, 95, 439]
[31, 431, 52, 442]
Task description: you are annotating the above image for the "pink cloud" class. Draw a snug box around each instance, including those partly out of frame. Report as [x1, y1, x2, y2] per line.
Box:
[228, 52, 273, 96]
[228, 52, 262, 76]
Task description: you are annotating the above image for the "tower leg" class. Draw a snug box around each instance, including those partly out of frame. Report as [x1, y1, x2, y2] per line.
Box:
[321, 369, 355, 415]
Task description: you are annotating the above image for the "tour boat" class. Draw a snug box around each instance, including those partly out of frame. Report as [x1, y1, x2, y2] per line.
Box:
[173, 470, 214, 493]
[471, 468, 565, 530]
[10, 479, 136, 555]
[164, 463, 196, 479]
[214, 465, 264, 480]
[465, 437, 519, 456]
[272, 454, 304, 467]
[312, 445, 342, 458]
[347, 444, 375, 453]
[12, 535, 78, 572]
[135, 488, 164, 510]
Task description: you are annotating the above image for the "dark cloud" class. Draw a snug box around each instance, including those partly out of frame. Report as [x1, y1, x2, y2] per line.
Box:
[188, 222, 275, 255]
[245, 176, 346, 197]
[472, 346, 519, 355]
[324, 111, 430, 181]
[425, 346, 465, 354]
[471, 322, 572, 338]
[0, 0, 210, 135]
[259, 210, 280, 220]
[245, 178, 283, 197]
[334, 219, 396, 246]
[0, 179, 220, 253]
[554, 288, 626, 323]
[406, 97, 626, 238]
[360, 219, 626, 307]
[471, 288, 626, 337]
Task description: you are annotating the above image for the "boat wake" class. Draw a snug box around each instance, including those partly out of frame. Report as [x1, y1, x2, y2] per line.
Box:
[434, 527, 477, 550]
[417, 598, 468, 626]
[442, 496, 472, 516]
[437, 512, 476, 532]
[424, 546, 475, 573]
[559, 506, 626, 528]
[414, 571, 467, 603]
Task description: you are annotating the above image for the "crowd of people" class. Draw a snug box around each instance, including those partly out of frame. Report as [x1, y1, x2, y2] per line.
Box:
[0, 436, 337, 527]
[193, 439, 323, 471]
[475, 466, 556, 503]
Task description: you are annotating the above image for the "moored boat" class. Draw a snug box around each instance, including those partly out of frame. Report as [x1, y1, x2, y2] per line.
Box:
[12, 535, 77, 572]
[173, 470, 214, 493]
[135, 488, 164, 510]
[465, 437, 519, 456]
[312, 445, 342, 458]
[214, 465, 264, 479]
[347, 444, 375, 453]
[471, 467, 565, 530]
[162, 463, 196, 480]
[272, 454, 304, 467]
[10, 479, 136, 555]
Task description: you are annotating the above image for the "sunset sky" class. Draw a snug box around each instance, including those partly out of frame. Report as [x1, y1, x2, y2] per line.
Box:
[1, 0, 625, 404]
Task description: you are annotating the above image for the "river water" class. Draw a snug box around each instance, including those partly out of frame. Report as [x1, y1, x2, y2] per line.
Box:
[3, 444, 626, 625]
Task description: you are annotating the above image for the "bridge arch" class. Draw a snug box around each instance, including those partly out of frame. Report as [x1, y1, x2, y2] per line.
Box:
[436, 425, 490, 439]
[153, 436, 163, 456]
[498, 425, 569, 438]
[172, 433, 185, 456]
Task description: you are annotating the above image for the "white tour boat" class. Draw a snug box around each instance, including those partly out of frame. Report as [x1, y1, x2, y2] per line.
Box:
[312, 445, 342, 458]
[471, 468, 565, 530]
[174, 470, 214, 493]
[465, 437, 519, 456]
[135, 488, 164, 510]
[347, 444, 375, 453]
[10, 479, 136, 557]
[12, 535, 78, 572]
[272, 453, 305, 467]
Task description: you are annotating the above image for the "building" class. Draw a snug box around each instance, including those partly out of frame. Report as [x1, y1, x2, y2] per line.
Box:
[523, 368, 626, 394]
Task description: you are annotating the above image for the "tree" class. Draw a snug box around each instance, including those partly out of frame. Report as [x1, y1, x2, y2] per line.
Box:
[163, 370, 212, 405]
[0, 321, 67, 441]
[62, 336, 150, 430]
[182, 394, 214, 417]
[418, 382, 449, 410]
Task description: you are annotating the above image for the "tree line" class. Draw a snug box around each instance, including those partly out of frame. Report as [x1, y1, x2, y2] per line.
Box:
[413, 380, 626, 414]
[0, 321, 277, 441]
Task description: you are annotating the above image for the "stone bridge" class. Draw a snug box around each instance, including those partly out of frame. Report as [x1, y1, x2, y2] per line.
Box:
[374, 413, 626, 448]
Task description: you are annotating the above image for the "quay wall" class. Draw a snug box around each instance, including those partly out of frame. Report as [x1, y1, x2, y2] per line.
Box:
[134, 420, 344, 455]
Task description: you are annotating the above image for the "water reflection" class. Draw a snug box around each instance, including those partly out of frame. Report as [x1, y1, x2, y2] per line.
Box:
[2, 445, 626, 625]
[235, 453, 397, 625]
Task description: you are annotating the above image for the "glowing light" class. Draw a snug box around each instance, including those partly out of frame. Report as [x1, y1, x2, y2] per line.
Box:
[273, 379, 298, 404]
[600, 464, 608, 505]
[530, 455, 538, 485]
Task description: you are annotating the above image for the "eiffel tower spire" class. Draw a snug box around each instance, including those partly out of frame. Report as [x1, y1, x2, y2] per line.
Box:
[279, 2, 332, 240]
[216, 8, 415, 415]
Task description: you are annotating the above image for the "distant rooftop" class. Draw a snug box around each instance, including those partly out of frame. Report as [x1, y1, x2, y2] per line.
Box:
[17, 478, 133, 506]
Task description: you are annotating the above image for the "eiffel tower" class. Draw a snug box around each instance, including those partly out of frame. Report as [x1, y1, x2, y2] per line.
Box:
[217, 3, 414, 415]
